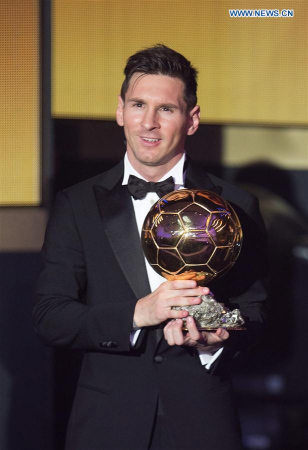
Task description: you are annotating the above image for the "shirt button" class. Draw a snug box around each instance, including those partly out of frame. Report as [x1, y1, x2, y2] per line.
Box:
[107, 341, 118, 348]
[154, 355, 164, 364]
[99, 341, 118, 348]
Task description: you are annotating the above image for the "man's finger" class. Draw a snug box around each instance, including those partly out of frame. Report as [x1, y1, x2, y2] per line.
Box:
[166, 309, 189, 320]
[164, 320, 177, 345]
[185, 316, 201, 341]
[215, 328, 229, 340]
[164, 319, 186, 346]
[204, 328, 229, 344]
[166, 280, 197, 290]
[164, 320, 175, 344]
[170, 319, 185, 345]
[166, 295, 202, 308]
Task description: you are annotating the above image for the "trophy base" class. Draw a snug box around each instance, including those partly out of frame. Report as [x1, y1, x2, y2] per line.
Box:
[182, 326, 246, 331]
[172, 294, 245, 331]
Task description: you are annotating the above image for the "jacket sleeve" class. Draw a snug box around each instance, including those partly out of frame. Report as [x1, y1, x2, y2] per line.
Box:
[34, 191, 142, 353]
[210, 193, 269, 363]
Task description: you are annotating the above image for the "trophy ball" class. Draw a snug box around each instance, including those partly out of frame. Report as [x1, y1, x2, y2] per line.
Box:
[141, 189, 243, 286]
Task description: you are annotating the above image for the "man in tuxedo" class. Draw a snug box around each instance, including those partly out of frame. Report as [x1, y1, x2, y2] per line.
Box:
[34, 45, 268, 450]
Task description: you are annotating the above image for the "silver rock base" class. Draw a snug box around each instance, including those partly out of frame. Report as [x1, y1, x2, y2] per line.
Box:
[172, 294, 245, 330]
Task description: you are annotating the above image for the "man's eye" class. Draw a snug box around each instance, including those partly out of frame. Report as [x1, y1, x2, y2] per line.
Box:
[161, 107, 172, 112]
[133, 103, 143, 108]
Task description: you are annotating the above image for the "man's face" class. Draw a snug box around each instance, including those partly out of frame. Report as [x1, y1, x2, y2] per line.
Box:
[116, 73, 200, 174]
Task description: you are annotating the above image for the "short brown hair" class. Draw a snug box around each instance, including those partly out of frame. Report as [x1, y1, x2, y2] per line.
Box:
[120, 44, 198, 109]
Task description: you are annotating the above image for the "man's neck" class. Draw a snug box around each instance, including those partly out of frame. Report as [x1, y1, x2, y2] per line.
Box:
[128, 153, 184, 182]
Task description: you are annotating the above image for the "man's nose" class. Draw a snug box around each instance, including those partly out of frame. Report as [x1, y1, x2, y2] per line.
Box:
[141, 109, 159, 130]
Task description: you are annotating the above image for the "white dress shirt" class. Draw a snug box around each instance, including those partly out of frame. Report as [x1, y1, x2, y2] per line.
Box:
[123, 152, 223, 369]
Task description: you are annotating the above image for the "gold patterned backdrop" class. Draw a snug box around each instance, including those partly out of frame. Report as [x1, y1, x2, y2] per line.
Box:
[0, 0, 40, 206]
[52, 0, 307, 125]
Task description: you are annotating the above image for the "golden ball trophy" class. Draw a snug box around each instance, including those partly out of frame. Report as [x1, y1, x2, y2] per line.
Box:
[142, 189, 245, 330]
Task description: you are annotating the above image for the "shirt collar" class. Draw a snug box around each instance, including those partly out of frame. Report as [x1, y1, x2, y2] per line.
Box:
[122, 152, 186, 187]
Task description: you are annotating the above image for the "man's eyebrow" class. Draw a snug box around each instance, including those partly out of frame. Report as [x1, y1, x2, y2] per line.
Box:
[126, 97, 145, 104]
[127, 98, 180, 109]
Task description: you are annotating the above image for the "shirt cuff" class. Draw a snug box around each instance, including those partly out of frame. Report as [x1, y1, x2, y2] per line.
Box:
[130, 329, 141, 347]
[198, 347, 224, 370]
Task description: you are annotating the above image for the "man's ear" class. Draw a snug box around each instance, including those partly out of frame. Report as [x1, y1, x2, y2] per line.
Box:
[187, 105, 200, 136]
[116, 95, 124, 126]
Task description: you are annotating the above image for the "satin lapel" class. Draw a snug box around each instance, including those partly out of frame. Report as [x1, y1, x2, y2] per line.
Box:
[93, 181, 151, 301]
[185, 160, 222, 195]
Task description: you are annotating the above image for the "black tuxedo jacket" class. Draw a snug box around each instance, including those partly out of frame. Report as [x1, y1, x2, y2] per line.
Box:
[34, 159, 268, 450]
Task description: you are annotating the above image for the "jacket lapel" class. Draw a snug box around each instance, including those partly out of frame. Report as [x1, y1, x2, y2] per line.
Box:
[93, 163, 151, 301]
[93, 158, 223, 352]
[185, 159, 222, 195]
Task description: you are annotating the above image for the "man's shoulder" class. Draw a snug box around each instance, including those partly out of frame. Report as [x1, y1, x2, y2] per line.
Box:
[63, 172, 108, 194]
[62, 160, 124, 199]
[188, 159, 256, 210]
[207, 173, 255, 207]
[204, 172, 265, 232]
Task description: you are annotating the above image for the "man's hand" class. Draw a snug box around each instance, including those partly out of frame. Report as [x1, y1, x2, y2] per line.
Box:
[164, 315, 229, 353]
[133, 280, 209, 328]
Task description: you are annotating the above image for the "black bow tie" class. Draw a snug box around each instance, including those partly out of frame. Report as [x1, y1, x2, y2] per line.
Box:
[127, 174, 175, 200]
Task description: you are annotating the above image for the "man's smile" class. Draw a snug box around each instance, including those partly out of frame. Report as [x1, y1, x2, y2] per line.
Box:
[139, 136, 162, 145]
[142, 138, 161, 142]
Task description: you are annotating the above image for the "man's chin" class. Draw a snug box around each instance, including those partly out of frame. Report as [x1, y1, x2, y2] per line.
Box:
[128, 148, 184, 171]
[136, 153, 181, 168]
[139, 159, 162, 167]
[133, 153, 166, 167]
